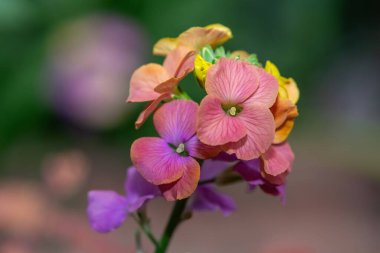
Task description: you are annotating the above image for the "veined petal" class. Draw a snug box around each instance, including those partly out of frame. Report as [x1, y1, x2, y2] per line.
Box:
[185, 135, 221, 160]
[223, 106, 275, 160]
[131, 137, 185, 185]
[191, 185, 236, 216]
[128, 63, 169, 102]
[124, 167, 160, 212]
[163, 46, 195, 77]
[197, 95, 247, 146]
[243, 67, 278, 108]
[135, 93, 172, 129]
[159, 158, 200, 201]
[87, 190, 127, 233]
[153, 37, 178, 56]
[205, 58, 259, 104]
[154, 100, 198, 145]
[262, 142, 295, 176]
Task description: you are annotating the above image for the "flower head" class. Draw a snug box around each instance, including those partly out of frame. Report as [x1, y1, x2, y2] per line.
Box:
[131, 100, 219, 201]
[153, 24, 232, 56]
[197, 58, 278, 160]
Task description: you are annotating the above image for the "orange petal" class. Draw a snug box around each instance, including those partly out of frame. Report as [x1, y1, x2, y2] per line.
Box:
[128, 63, 169, 102]
[271, 97, 296, 128]
[153, 37, 178, 56]
[273, 119, 295, 144]
[230, 50, 250, 60]
[135, 93, 172, 129]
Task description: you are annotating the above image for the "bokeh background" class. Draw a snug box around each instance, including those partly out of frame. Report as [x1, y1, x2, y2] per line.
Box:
[0, 0, 379, 252]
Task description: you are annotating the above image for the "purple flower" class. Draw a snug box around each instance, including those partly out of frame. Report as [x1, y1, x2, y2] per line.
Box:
[234, 159, 286, 204]
[87, 167, 160, 233]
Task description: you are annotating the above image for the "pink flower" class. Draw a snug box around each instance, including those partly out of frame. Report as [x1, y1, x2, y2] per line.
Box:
[131, 100, 219, 201]
[127, 46, 195, 128]
[197, 58, 278, 160]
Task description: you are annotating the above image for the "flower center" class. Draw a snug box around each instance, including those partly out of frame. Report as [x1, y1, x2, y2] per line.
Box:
[228, 106, 237, 116]
[176, 143, 185, 154]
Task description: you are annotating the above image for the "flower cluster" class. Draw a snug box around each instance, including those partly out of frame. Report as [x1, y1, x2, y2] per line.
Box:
[88, 24, 299, 234]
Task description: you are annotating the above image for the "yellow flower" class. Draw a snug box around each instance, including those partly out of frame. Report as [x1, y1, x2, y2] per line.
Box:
[194, 54, 212, 87]
[153, 24, 232, 56]
[265, 61, 300, 144]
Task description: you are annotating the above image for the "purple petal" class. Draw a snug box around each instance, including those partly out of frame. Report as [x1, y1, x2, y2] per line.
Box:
[87, 190, 128, 233]
[200, 159, 233, 181]
[191, 185, 236, 216]
[153, 100, 198, 145]
[233, 159, 264, 187]
[125, 167, 161, 212]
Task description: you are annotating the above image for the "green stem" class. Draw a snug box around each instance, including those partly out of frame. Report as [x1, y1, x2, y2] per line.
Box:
[155, 199, 189, 253]
[132, 215, 159, 248]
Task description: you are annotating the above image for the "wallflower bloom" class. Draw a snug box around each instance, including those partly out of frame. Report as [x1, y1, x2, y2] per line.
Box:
[87, 167, 160, 233]
[131, 100, 219, 201]
[265, 61, 299, 143]
[128, 46, 195, 128]
[153, 24, 232, 56]
[261, 142, 295, 176]
[197, 58, 278, 160]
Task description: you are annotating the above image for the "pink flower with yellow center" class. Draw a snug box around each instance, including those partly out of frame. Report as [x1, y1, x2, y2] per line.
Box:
[131, 100, 219, 201]
[197, 58, 278, 160]
[127, 46, 195, 128]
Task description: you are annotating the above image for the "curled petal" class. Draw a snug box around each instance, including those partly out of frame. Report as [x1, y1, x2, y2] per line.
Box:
[135, 93, 171, 129]
[87, 191, 127, 233]
[185, 135, 221, 160]
[124, 167, 160, 212]
[223, 106, 275, 160]
[128, 64, 169, 102]
[197, 95, 247, 146]
[163, 46, 195, 78]
[284, 78, 300, 104]
[263, 142, 295, 176]
[271, 97, 296, 128]
[191, 185, 236, 216]
[205, 58, 259, 104]
[131, 137, 185, 185]
[243, 67, 278, 108]
[154, 100, 198, 145]
[274, 119, 295, 144]
[159, 158, 200, 201]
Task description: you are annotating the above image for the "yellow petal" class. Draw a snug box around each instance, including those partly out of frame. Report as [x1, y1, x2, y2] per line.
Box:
[284, 78, 300, 104]
[265, 60, 281, 80]
[194, 54, 212, 87]
[153, 37, 178, 56]
[273, 119, 295, 144]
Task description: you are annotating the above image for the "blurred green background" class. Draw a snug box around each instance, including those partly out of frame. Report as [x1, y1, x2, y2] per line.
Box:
[0, 0, 379, 252]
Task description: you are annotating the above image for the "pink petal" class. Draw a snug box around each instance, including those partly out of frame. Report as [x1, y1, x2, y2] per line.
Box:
[243, 67, 278, 108]
[185, 135, 221, 160]
[223, 106, 275, 160]
[163, 46, 195, 77]
[131, 137, 186, 185]
[197, 95, 247, 146]
[159, 158, 200, 201]
[135, 93, 171, 129]
[153, 100, 198, 145]
[263, 142, 295, 176]
[128, 63, 169, 102]
[205, 58, 258, 104]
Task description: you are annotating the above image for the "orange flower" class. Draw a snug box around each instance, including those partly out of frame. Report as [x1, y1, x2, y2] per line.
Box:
[265, 61, 299, 144]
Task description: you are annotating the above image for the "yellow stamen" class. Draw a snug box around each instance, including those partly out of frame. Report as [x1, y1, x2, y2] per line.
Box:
[229, 107, 237, 116]
[176, 143, 185, 154]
